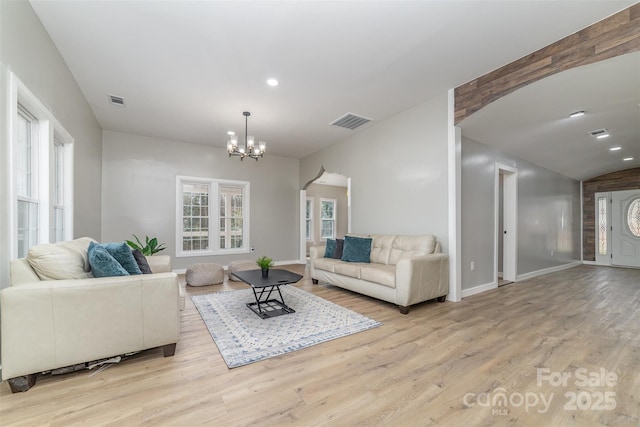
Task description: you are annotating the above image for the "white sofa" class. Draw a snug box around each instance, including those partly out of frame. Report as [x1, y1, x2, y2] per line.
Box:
[0, 238, 181, 392]
[310, 234, 448, 314]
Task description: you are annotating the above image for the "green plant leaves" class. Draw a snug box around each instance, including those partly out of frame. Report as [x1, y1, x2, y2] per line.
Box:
[125, 234, 166, 256]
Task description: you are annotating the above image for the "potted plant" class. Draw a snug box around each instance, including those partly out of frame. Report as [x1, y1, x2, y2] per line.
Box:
[126, 234, 166, 256]
[256, 256, 274, 278]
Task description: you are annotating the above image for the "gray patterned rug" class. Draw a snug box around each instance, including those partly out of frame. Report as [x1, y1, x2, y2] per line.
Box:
[191, 286, 381, 368]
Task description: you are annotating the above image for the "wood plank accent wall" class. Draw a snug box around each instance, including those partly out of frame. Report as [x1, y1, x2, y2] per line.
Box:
[582, 168, 640, 261]
[454, 3, 640, 124]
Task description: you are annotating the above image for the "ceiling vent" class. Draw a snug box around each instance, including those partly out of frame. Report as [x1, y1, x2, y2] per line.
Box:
[330, 113, 372, 130]
[588, 128, 609, 138]
[108, 94, 126, 107]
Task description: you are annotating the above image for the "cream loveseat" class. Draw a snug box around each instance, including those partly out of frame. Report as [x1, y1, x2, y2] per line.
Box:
[310, 234, 448, 314]
[0, 238, 181, 392]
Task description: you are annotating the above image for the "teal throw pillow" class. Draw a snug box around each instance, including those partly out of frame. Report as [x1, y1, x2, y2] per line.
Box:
[341, 236, 372, 263]
[89, 245, 130, 277]
[324, 239, 337, 258]
[89, 241, 142, 275]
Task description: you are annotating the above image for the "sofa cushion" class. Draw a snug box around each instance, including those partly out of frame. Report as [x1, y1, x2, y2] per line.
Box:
[370, 235, 395, 265]
[26, 237, 95, 280]
[89, 242, 142, 275]
[88, 245, 130, 277]
[314, 257, 341, 273]
[389, 234, 436, 265]
[324, 239, 337, 258]
[360, 264, 396, 288]
[132, 249, 152, 274]
[341, 236, 372, 263]
[334, 262, 364, 279]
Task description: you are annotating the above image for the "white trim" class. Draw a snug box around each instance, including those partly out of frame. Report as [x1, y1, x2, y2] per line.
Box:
[175, 175, 250, 257]
[495, 163, 518, 284]
[461, 281, 498, 298]
[319, 197, 337, 240]
[447, 88, 461, 302]
[582, 260, 598, 265]
[580, 180, 584, 263]
[594, 191, 612, 265]
[516, 261, 582, 281]
[299, 190, 307, 262]
[8, 72, 75, 257]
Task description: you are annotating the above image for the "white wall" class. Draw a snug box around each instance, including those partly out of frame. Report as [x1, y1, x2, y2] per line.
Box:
[461, 137, 581, 291]
[101, 131, 300, 270]
[0, 1, 102, 288]
[299, 93, 450, 250]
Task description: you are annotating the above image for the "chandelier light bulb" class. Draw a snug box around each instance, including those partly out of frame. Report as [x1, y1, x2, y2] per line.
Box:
[259, 141, 266, 151]
[247, 136, 255, 148]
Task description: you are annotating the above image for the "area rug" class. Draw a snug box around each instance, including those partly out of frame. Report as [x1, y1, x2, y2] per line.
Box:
[191, 286, 381, 368]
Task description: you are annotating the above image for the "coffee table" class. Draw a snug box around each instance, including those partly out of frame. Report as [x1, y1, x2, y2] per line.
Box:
[230, 269, 303, 319]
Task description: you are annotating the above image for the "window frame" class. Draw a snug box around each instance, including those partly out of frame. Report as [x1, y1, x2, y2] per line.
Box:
[319, 198, 337, 240]
[9, 72, 74, 258]
[176, 175, 250, 257]
[305, 197, 314, 241]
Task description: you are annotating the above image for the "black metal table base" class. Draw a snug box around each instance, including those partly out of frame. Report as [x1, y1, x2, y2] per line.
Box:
[247, 284, 295, 319]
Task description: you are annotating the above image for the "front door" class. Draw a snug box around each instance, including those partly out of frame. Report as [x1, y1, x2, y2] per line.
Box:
[611, 189, 640, 268]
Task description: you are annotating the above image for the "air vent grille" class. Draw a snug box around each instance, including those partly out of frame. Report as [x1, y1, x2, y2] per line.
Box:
[330, 113, 372, 130]
[589, 128, 608, 138]
[108, 94, 126, 107]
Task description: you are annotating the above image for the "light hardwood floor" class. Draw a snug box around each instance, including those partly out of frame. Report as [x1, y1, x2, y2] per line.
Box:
[1, 265, 639, 426]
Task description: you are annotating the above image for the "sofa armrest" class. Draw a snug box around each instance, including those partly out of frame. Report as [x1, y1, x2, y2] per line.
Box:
[395, 253, 449, 306]
[309, 245, 327, 278]
[0, 272, 180, 380]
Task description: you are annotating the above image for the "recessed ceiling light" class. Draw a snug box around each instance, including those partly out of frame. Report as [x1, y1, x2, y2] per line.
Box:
[267, 78, 279, 87]
[227, 131, 235, 135]
[569, 110, 585, 118]
[596, 134, 610, 139]
[623, 157, 634, 161]
[609, 146, 622, 151]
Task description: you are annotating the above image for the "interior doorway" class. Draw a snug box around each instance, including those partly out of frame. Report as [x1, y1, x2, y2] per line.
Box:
[495, 164, 517, 285]
[299, 168, 351, 263]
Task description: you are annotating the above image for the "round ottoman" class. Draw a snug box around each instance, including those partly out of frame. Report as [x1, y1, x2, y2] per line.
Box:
[185, 263, 224, 287]
[228, 260, 258, 281]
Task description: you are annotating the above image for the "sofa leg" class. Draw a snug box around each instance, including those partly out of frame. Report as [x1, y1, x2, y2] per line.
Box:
[162, 343, 177, 357]
[436, 295, 447, 302]
[8, 374, 37, 393]
[312, 279, 318, 285]
[398, 305, 410, 315]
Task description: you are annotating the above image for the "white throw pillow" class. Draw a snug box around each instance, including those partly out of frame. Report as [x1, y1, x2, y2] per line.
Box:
[27, 237, 96, 280]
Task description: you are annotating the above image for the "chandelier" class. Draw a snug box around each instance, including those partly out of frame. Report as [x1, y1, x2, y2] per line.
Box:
[227, 111, 266, 161]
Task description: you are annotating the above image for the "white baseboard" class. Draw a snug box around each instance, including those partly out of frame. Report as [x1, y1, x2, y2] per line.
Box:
[582, 260, 597, 266]
[461, 281, 498, 298]
[516, 261, 582, 281]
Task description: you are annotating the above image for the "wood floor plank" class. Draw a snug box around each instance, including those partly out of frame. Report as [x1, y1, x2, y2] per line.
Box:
[1, 264, 639, 426]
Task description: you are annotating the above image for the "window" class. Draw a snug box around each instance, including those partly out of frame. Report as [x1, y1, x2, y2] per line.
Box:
[305, 198, 313, 240]
[628, 198, 640, 237]
[220, 185, 244, 249]
[177, 176, 249, 256]
[16, 106, 39, 257]
[598, 196, 608, 255]
[10, 73, 74, 259]
[182, 182, 210, 251]
[53, 139, 65, 242]
[320, 199, 336, 239]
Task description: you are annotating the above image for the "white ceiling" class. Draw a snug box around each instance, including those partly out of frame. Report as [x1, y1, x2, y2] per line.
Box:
[460, 52, 640, 181]
[30, 0, 638, 179]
